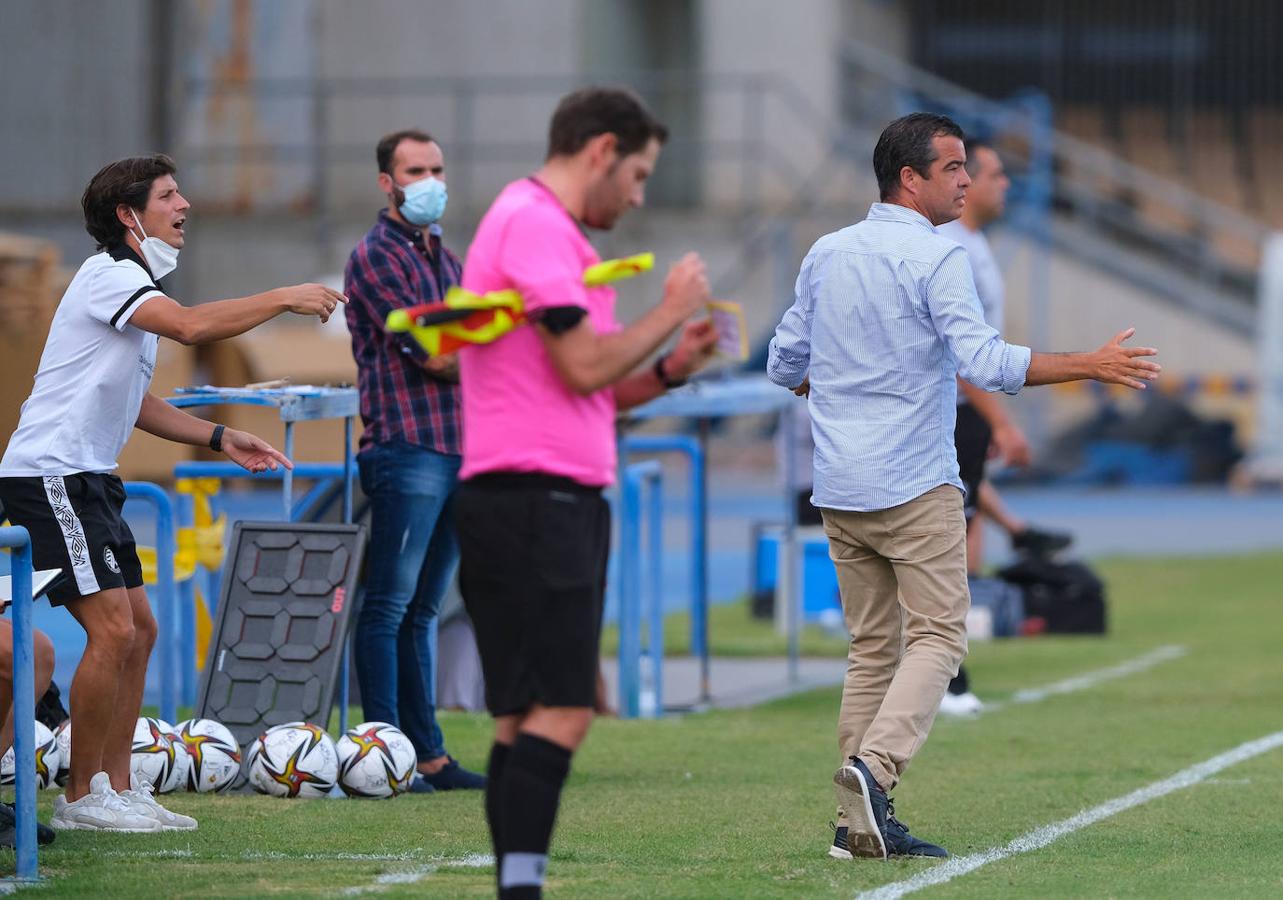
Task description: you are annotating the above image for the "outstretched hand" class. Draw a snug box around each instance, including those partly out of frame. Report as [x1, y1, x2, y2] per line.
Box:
[222, 429, 294, 474]
[1094, 328, 1161, 390]
[282, 283, 348, 324]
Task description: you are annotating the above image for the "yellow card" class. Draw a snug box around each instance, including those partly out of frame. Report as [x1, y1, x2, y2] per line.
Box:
[707, 300, 748, 360]
[582, 252, 654, 286]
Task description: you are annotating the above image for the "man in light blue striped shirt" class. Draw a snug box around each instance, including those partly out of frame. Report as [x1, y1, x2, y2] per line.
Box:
[768, 113, 1160, 862]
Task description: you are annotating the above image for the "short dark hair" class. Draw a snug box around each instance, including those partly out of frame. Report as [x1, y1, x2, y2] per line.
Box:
[81, 154, 178, 250]
[872, 113, 965, 201]
[546, 87, 669, 160]
[376, 129, 434, 175]
[962, 137, 995, 177]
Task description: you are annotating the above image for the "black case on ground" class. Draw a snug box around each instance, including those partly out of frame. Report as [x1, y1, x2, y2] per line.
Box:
[998, 556, 1107, 635]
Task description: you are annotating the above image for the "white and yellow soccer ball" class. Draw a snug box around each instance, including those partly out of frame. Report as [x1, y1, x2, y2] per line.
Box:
[1, 720, 60, 790]
[336, 722, 416, 798]
[173, 718, 242, 793]
[247, 723, 338, 798]
[130, 716, 186, 794]
[53, 720, 71, 786]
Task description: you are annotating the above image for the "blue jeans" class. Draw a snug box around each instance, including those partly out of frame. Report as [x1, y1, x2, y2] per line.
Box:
[353, 440, 460, 761]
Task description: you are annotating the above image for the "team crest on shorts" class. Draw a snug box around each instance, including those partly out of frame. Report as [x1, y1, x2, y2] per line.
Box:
[103, 546, 120, 574]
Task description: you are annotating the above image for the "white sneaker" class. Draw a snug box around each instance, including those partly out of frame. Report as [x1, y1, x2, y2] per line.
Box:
[51, 772, 163, 832]
[938, 691, 984, 716]
[121, 775, 198, 831]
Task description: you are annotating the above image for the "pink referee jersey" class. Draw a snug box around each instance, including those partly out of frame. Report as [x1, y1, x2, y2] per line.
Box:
[458, 177, 622, 487]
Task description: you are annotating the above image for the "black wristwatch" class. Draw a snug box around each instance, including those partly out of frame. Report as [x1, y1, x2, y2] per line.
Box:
[209, 423, 225, 452]
[653, 353, 687, 389]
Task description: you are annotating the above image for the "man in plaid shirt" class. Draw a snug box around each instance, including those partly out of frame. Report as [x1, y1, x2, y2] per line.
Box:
[344, 128, 484, 792]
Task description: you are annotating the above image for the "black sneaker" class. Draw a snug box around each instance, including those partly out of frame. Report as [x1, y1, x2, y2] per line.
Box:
[835, 758, 948, 859]
[828, 821, 852, 860]
[1011, 525, 1073, 557]
[0, 801, 56, 847]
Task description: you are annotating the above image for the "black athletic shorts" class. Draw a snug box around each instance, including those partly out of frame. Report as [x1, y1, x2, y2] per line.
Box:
[455, 472, 611, 717]
[953, 404, 992, 522]
[0, 473, 144, 605]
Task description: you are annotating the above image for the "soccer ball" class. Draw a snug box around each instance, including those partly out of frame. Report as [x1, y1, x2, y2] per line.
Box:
[54, 720, 71, 786]
[173, 718, 242, 793]
[1, 721, 60, 790]
[336, 722, 416, 798]
[247, 723, 338, 798]
[243, 722, 303, 775]
[130, 717, 186, 794]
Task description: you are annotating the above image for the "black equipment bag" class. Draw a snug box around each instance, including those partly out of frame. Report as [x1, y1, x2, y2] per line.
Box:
[998, 556, 1107, 634]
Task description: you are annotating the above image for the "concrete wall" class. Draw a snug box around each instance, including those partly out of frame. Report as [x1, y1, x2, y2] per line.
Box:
[698, 0, 908, 210]
[0, 0, 153, 214]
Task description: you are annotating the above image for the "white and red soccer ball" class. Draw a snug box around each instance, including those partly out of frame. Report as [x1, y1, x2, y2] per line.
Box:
[335, 721, 416, 799]
[247, 722, 339, 799]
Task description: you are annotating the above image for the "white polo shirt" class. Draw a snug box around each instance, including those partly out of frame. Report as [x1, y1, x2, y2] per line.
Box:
[937, 219, 1005, 407]
[0, 245, 165, 476]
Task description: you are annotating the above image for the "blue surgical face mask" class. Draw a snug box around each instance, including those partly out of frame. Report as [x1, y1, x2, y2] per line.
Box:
[397, 176, 448, 226]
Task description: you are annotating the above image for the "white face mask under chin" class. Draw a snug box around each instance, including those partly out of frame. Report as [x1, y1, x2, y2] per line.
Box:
[129, 212, 180, 280]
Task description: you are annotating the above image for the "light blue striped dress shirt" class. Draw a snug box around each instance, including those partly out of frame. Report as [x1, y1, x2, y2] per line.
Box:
[767, 202, 1032, 512]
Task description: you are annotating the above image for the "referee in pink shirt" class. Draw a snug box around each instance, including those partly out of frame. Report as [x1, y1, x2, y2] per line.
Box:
[455, 87, 719, 898]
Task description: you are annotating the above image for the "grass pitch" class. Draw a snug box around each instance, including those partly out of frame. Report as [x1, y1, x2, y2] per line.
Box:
[7, 550, 1283, 897]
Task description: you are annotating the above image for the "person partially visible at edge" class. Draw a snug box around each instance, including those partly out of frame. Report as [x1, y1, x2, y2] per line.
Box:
[0, 154, 344, 834]
[935, 137, 1073, 717]
[344, 128, 484, 794]
[455, 87, 719, 898]
[767, 112, 1161, 861]
[0, 618, 56, 846]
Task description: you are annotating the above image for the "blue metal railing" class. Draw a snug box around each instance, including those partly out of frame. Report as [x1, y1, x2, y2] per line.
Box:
[1, 525, 38, 882]
[617, 461, 664, 719]
[124, 483, 178, 725]
[620, 435, 707, 673]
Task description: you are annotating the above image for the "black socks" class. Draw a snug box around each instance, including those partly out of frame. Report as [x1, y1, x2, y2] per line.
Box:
[485, 740, 511, 886]
[495, 733, 572, 899]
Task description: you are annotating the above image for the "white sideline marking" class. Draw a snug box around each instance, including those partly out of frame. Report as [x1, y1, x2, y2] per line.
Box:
[340, 853, 493, 895]
[964, 644, 1187, 716]
[854, 727, 1283, 900]
[1004, 644, 1186, 706]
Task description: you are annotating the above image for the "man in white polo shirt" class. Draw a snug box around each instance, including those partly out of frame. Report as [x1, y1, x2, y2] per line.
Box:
[0, 154, 344, 833]
[936, 138, 1073, 715]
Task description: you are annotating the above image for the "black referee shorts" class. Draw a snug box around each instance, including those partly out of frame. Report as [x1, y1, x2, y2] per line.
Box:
[0, 473, 144, 605]
[953, 404, 992, 522]
[455, 472, 611, 717]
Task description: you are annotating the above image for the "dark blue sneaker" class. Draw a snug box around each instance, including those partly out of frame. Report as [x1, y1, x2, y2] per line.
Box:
[833, 759, 888, 858]
[407, 775, 436, 794]
[834, 758, 948, 859]
[420, 757, 486, 791]
[829, 822, 853, 860]
[884, 800, 948, 858]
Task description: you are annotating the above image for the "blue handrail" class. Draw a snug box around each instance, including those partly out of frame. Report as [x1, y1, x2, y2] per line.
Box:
[124, 483, 178, 724]
[618, 460, 664, 719]
[620, 435, 705, 699]
[0, 525, 38, 881]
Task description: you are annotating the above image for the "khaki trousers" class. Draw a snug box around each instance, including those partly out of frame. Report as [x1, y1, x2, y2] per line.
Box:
[821, 484, 969, 808]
